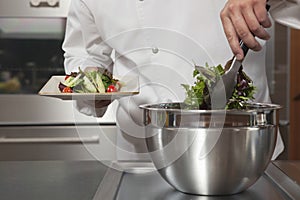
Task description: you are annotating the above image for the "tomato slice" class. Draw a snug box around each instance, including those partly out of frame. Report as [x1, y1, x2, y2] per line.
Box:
[62, 87, 73, 93]
[106, 84, 117, 92]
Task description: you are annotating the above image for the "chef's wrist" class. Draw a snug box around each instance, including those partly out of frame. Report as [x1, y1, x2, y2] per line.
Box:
[74, 99, 111, 118]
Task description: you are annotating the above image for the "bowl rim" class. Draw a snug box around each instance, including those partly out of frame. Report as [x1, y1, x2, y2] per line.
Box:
[139, 102, 282, 114]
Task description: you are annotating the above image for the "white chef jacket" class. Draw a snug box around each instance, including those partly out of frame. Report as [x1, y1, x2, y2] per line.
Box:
[62, 0, 284, 160]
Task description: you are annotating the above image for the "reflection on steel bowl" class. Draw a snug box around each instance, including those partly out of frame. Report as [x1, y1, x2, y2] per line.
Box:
[140, 102, 281, 195]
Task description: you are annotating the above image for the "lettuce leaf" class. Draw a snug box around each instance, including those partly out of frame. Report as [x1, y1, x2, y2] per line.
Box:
[182, 63, 255, 110]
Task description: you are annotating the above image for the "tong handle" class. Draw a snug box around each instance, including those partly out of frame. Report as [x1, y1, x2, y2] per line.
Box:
[240, 40, 249, 58]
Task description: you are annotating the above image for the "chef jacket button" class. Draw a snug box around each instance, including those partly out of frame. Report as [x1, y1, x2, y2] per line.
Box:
[152, 47, 159, 54]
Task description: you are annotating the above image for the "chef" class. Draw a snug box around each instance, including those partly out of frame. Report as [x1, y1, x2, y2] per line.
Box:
[62, 0, 284, 161]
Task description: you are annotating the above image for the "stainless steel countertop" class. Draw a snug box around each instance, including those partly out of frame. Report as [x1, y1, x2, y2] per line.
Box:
[274, 160, 300, 185]
[0, 161, 113, 200]
[117, 171, 289, 200]
[116, 161, 299, 200]
[0, 160, 299, 200]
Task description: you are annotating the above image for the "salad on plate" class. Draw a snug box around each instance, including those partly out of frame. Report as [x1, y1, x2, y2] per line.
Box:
[58, 67, 121, 94]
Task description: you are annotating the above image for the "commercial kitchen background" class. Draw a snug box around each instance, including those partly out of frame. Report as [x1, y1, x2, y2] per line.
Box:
[0, 0, 299, 161]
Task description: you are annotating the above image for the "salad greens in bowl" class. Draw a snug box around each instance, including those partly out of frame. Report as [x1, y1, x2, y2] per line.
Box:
[182, 62, 256, 110]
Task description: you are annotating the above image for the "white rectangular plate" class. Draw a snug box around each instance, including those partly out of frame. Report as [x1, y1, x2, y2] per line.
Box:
[38, 75, 139, 100]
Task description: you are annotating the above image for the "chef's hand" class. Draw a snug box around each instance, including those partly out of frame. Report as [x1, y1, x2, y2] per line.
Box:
[75, 99, 111, 117]
[220, 0, 272, 60]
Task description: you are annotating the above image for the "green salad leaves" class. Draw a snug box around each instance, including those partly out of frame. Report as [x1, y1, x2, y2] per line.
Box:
[59, 67, 119, 93]
[182, 63, 256, 110]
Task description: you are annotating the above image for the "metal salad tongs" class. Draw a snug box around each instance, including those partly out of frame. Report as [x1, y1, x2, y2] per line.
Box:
[210, 41, 249, 109]
[210, 4, 271, 109]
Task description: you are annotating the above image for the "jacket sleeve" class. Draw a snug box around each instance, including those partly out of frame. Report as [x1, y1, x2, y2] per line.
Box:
[62, 0, 113, 118]
[62, 0, 113, 74]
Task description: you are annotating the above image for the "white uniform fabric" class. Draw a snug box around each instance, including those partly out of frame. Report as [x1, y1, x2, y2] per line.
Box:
[62, 0, 284, 160]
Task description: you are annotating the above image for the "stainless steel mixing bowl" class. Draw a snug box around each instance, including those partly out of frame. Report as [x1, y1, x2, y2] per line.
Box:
[140, 102, 280, 195]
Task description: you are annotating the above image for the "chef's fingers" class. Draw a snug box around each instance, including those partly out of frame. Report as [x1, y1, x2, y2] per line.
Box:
[253, 1, 272, 28]
[220, 0, 273, 59]
[221, 9, 244, 60]
[230, 7, 262, 52]
[243, 8, 270, 40]
[243, 3, 271, 41]
[220, 3, 261, 60]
